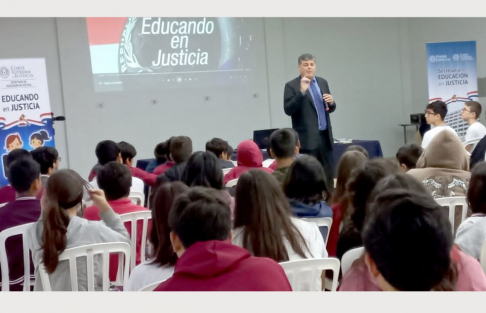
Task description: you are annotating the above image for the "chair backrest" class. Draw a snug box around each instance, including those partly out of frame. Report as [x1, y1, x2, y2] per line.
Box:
[119, 211, 152, 271]
[138, 279, 166, 291]
[341, 247, 364, 276]
[0, 202, 7, 208]
[222, 168, 232, 175]
[301, 217, 332, 246]
[129, 191, 145, 206]
[0, 222, 35, 292]
[279, 258, 340, 291]
[262, 158, 274, 168]
[38, 242, 130, 291]
[225, 178, 239, 188]
[434, 196, 468, 233]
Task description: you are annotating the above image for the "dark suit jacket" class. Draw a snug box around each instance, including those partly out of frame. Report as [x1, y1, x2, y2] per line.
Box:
[284, 76, 336, 150]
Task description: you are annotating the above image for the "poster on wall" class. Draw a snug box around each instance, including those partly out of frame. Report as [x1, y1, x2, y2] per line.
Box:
[0, 58, 54, 187]
[426, 41, 478, 140]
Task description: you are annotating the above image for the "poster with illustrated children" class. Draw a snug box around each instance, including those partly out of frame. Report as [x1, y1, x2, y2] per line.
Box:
[0, 58, 54, 187]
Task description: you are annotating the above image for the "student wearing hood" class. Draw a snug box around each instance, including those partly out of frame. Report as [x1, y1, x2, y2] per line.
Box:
[223, 140, 273, 185]
[407, 130, 471, 232]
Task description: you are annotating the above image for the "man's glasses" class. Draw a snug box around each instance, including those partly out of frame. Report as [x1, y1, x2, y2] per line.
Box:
[461, 108, 471, 112]
[424, 110, 435, 116]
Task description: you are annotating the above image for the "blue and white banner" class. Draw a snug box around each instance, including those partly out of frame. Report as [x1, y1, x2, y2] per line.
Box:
[0, 58, 54, 187]
[427, 41, 478, 139]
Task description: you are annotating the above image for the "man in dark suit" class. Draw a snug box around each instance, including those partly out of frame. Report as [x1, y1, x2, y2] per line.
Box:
[284, 53, 336, 190]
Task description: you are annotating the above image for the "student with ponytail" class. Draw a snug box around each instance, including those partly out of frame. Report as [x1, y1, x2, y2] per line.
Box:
[26, 169, 129, 291]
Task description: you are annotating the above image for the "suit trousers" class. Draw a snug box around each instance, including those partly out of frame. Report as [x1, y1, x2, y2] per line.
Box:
[300, 130, 335, 191]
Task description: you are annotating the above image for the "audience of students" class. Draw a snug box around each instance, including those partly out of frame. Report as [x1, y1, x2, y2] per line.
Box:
[154, 187, 292, 291]
[223, 140, 273, 185]
[421, 100, 458, 149]
[153, 137, 175, 176]
[124, 182, 188, 291]
[145, 142, 167, 174]
[31, 146, 60, 187]
[118, 141, 157, 186]
[157, 136, 193, 183]
[232, 170, 326, 290]
[205, 138, 235, 169]
[455, 162, 486, 260]
[340, 174, 486, 291]
[396, 143, 423, 172]
[26, 169, 130, 291]
[327, 151, 367, 257]
[0, 158, 42, 291]
[336, 159, 399, 261]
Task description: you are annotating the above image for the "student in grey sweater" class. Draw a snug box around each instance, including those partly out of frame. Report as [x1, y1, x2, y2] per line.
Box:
[455, 162, 486, 260]
[26, 169, 130, 291]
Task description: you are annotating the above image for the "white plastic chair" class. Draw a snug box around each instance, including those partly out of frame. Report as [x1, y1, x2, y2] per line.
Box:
[129, 191, 145, 206]
[119, 211, 152, 271]
[0, 202, 7, 208]
[231, 160, 238, 166]
[0, 222, 35, 292]
[138, 279, 167, 291]
[222, 168, 232, 175]
[280, 258, 340, 291]
[225, 178, 239, 188]
[434, 196, 468, 233]
[480, 239, 486, 275]
[37, 242, 130, 291]
[341, 247, 364, 276]
[302, 217, 332, 246]
[262, 158, 275, 168]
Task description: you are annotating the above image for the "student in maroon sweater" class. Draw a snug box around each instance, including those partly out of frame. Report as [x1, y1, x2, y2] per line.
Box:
[0, 158, 42, 291]
[153, 137, 175, 176]
[0, 149, 34, 204]
[84, 161, 150, 281]
[154, 187, 292, 291]
[118, 141, 157, 186]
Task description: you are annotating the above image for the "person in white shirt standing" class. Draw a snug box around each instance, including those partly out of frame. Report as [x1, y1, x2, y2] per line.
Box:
[461, 101, 486, 152]
[421, 101, 458, 149]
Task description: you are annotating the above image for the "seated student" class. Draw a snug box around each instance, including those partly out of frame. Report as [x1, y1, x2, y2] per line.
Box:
[158, 136, 193, 183]
[206, 138, 235, 169]
[84, 161, 149, 280]
[421, 100, 458, 149]
[223, 140, 273, 185]
[408, 130, 470, 231]
[0, 158, 42, 291]
[461, 101, 486, 151]
[181, 151, 235, 219]
[26, 169, 129, 291]
[340, 174, 486, 291]
[455, 162, 486, 260]
[396, 143, 423, 172]
[124, 182, 188, 291]
[86, 140, 144, 197]
[145, 142, 167, 174]
[154, 187, 291, 291]
[31, 146, 60, 187]
[0, 149, 33, 204]
[283, 155, 332, 220]
[336, 159, 399, 261]
[232, 170, 326, 291]
[153, 137, 175, 176]
[269, 129, 299, 184]
[344, 145, 369, 158]
[328, 151, 367, 257]
[342, 184, 486, 291]
[118, 141, 157, 186]
[268, 129, 301, 171]
[226, 144, 234, 162]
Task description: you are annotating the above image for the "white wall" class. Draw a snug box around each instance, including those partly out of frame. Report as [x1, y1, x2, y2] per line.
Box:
[3, 17, 486, 177]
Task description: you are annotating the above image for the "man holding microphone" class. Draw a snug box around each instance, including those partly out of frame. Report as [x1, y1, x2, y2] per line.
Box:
[284, 53, 336, 190]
